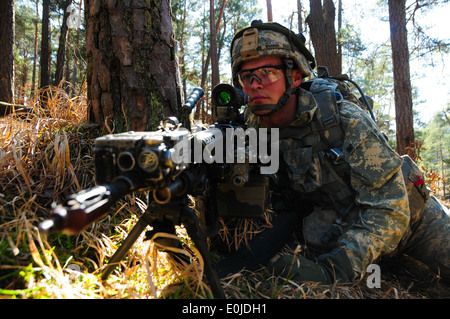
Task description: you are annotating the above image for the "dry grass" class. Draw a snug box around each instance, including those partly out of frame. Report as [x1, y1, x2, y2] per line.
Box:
[1, 85, 449, 299]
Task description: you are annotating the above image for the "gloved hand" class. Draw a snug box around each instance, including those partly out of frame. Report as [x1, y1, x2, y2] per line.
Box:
[214, 211, 300, 279]
[269, 248, 355, 284]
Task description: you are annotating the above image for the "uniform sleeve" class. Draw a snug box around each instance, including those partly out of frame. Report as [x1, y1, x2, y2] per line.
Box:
[337, 102, 410, 277]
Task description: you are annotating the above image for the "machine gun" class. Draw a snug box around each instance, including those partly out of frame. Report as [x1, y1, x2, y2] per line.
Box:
[39, 84, 272, 298]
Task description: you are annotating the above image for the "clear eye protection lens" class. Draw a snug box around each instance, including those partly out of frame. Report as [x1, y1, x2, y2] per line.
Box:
[238, 72, 262, 87]
[237, 65, 284, 88]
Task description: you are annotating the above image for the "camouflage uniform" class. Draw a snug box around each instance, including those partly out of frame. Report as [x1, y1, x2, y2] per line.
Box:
[245, 86, 450, 281]
[229, 20, 450, 282]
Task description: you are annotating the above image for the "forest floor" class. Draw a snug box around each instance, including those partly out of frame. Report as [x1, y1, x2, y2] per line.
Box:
[1, 89, 449, 300]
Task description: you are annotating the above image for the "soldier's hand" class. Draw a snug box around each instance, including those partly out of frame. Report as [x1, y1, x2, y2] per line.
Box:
[269, 248, 354, 284]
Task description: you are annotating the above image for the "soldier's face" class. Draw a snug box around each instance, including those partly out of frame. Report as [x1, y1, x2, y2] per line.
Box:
[240, 56, 287, 116]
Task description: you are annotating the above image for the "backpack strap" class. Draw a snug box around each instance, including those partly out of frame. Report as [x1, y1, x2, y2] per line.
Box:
[300, 78, 345, 149]
[279, 77, 346, 154]
[280, 77, 355, 209]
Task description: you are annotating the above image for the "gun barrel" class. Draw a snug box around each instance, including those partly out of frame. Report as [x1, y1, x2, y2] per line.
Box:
[153, 177, 186, 204]
[39, 178, 133, 235]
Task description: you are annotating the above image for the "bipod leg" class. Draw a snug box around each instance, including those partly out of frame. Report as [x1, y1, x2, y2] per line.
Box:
[181, 205, 225, 299]
[101, 212, 150, 281]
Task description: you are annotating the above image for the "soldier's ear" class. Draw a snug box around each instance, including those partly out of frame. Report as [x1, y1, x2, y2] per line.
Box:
[291, 69, 302, 87]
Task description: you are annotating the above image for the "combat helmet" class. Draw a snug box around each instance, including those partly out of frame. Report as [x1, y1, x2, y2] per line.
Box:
[230, 20, 316, 115]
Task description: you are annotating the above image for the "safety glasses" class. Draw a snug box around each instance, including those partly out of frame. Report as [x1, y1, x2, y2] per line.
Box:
[237, 65, 285, 88]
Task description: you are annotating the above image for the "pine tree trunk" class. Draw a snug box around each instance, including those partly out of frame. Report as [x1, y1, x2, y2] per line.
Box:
[388, 0, 414, 155]
[71, 28, 80, 95]
[40, 0, 50, 89]
[0, 0, 15, 104]
[306, 0, 339, 76]
[31, 19, 39, 96]
[337, 0, 342, 75]
[266, 0, 273, 22]
[297, 0, 303, 33]
[210, 0, 220, 87]
[54, 0, 72, 86]
[85, 0, 182, 132]
[179, 0, 187, 100]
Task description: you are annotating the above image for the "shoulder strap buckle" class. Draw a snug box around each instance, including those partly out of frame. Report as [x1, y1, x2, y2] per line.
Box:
[325, 148, 344, 164]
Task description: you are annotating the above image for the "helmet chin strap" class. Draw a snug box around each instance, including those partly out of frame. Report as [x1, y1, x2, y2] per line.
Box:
[250, 86, 298, 116]
[250, 58, 299, 117]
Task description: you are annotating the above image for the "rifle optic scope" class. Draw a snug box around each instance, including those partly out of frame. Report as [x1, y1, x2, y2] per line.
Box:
[212, 83, 248, 107]
[211, 84, 248, 122]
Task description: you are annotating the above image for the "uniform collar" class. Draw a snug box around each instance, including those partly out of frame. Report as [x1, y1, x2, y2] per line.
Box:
[288, 86, 317, 128]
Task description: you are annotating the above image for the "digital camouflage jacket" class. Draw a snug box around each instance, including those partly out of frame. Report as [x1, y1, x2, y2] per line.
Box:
[245, 84, 411, 278]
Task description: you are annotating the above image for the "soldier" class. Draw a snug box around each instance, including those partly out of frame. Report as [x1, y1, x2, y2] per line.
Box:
[217, 20, 450, 284]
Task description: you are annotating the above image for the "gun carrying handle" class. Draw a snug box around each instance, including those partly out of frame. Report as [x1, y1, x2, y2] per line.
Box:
[182, 87, 204, 114]
[182, 87, 204, 131]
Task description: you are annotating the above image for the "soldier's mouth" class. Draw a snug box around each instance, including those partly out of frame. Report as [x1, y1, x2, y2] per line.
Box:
[251, 95, 268, 104]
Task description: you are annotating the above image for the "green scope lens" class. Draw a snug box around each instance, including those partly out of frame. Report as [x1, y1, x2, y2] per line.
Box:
[212, 83, 248, 108]
[217, 90, 232, 105]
